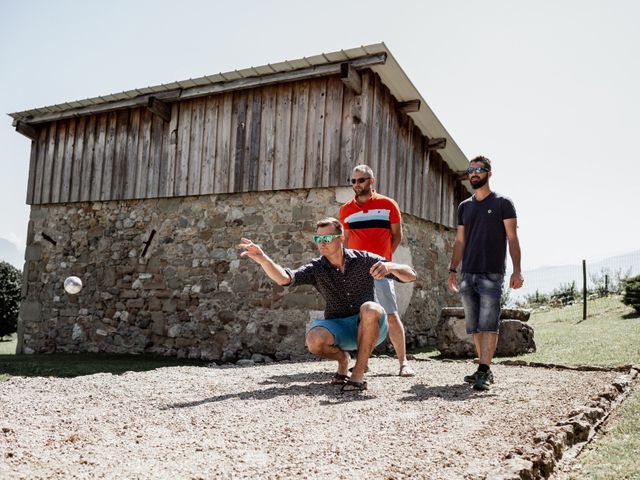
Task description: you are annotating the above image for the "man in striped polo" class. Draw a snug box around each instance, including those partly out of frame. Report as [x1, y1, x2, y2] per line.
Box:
[339, 165, 415, 377]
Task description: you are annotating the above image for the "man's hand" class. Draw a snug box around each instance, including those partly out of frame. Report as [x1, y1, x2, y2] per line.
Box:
[447, 272, 459, 293]
[370, 261, 390, 280]
[510, 272, 524, 289]
[237, 238, 267, 264]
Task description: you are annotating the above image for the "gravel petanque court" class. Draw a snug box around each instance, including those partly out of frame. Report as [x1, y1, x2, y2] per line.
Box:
[0, 358, 626, 479]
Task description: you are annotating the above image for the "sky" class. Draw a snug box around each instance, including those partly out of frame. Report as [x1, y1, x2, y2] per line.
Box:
[1, 0, 638, 270]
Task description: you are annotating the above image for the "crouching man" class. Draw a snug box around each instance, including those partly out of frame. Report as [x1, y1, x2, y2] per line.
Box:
[238, 217, 417, 391]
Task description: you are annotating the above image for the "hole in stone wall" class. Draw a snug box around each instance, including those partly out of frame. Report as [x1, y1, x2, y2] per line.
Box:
[41, 232, 57, 246]
[141, 229, 156, 257]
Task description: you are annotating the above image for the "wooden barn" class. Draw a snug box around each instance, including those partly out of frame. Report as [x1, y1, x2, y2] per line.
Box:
[11, 43, 470, 360]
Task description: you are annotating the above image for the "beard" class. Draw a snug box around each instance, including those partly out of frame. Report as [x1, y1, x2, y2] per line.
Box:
[354, 183, 371, 196]
[470, 176, 488, 189]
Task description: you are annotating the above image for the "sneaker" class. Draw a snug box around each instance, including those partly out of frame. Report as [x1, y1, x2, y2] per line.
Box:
[473, 369, 493, 391]
[464, 369, 494, 384]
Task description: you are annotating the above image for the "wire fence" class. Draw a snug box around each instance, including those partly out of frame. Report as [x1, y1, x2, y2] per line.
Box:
[505, 251, 640, 321]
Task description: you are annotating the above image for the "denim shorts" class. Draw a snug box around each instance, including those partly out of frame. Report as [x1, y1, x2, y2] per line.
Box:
[459, 273, 504, 334]
[374, 278, 397, 314]
[308, 311, 389, 351]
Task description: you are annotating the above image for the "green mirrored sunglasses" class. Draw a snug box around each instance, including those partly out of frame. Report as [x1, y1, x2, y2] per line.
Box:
[312, 234, 341, 244]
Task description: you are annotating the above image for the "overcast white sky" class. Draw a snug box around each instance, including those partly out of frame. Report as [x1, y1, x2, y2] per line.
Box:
[1, 0, 638, 270]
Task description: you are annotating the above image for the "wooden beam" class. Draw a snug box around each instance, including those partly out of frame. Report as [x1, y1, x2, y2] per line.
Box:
[147, 97, 171, 122]
[340, 63, 362, 95]
[398, 100, 421, 113]
[15, 121, 38, 140]
[14, 53, 386, 125]
[427, 137, 447, 150]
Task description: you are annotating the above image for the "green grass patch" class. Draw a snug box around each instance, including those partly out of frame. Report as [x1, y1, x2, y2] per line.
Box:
[0, 352, 208, 381]
[498, 297, 640, 367]
[568, 388, 640, 479]
[0, 333, 17, 355]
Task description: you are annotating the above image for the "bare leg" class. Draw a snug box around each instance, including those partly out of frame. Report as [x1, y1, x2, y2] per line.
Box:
[306, 327, 350, 375]
[477, 332, 498, 366]
[350, 302, 383, 383]
[472, 333, 482, 363]
[387, 313, 407, 365]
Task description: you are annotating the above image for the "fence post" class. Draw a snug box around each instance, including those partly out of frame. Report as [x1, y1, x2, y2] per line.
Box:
[583, 259, 587, 320]
[605, 274, 609, 296]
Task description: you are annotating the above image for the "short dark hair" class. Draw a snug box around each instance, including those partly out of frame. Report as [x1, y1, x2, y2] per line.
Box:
[316, 217, 343, 235]
[470, 155, 492, 171]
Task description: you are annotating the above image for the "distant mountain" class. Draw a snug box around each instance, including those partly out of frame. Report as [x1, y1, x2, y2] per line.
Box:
[509, 250, 640, 301]
[0, 239, 24, 270]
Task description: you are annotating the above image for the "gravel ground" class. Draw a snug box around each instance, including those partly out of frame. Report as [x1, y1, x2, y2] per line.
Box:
[0, 358, 622, 480]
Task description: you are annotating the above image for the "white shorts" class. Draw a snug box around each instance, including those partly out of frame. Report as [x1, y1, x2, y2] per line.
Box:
[374, 278, 398, 315]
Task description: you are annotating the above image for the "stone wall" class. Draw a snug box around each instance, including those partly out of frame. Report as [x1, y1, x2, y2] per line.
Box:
[18, 188, 457, 361]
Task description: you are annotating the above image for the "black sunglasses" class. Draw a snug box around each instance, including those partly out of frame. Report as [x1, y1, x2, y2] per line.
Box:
[350, 177, 371, 184]
[466, 166, 490, 174]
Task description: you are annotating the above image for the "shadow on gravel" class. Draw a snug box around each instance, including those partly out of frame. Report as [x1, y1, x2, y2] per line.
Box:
[399, 383, 497, 402]
[164, 381, 375, 409]
[260, 371, 330, 384]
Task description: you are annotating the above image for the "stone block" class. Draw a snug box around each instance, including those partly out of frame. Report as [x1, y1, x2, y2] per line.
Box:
[436, 315, 536, 358]
[20, 301, 43, 323]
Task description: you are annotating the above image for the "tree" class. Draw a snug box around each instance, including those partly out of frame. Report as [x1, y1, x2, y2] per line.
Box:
[0, 261, 22, 339]
[622, 275, 640, 314]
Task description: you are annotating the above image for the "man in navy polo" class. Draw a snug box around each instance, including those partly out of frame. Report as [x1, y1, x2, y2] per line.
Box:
[448, 156, 524, 391]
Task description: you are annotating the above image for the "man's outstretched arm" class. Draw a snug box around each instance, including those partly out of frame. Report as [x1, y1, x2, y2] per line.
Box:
[237, 238, 291, 286]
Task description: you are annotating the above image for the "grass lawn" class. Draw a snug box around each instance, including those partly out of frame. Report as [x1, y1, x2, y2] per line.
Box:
[499, 296, 640, 367]
[0, 333, 17, 355]
[0, 334, 208, 381]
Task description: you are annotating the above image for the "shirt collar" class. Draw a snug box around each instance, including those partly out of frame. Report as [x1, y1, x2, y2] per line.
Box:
[320, 248, 356, 268]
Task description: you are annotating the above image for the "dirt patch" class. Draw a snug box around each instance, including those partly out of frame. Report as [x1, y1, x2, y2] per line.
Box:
[0, 358, 633, 479]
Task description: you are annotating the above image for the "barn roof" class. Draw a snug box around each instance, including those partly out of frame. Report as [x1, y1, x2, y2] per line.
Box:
[9, 43, 468, 172]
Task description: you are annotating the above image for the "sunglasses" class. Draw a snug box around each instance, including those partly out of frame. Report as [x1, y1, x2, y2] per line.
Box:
[312, 234, 341, 244]
[466, 166, 490, 174]
[350, 177, 371, 185]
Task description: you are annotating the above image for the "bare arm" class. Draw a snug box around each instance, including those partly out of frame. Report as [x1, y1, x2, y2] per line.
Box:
[370, 261, 416, 283]
[448, 225, 465, 292]
[237, 238, 291, 286]
[390, 222, 402, 254]
[504, 218, 524, 289]
[343, 229, 350, 248]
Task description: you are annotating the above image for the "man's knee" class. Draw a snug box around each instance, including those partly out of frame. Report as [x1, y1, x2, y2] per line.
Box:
[360, 301, 384, 324]
[306, 327, 333, 354]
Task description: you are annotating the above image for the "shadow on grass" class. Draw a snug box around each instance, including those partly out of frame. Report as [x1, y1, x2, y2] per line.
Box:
[622, 311, 640, 319]
[0, 353, 208, 379]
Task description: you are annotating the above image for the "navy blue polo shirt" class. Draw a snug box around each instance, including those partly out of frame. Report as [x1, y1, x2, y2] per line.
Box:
[457, 192, 517, 274]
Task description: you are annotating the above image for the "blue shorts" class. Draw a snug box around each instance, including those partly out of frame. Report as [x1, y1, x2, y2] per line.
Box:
[308, 311, 389, 351]
[459, 273, 504, 334]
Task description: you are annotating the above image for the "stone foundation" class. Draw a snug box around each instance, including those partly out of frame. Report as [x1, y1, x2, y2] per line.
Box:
[18, 188, 457, 361]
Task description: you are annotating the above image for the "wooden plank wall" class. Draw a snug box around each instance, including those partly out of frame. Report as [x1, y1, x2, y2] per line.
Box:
[25, 71, 467, 228]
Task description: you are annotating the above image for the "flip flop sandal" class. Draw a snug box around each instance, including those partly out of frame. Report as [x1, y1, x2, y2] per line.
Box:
[341, 379, 368, 392]
[330, 373, 349, 385]
[399, 364, 416, 377]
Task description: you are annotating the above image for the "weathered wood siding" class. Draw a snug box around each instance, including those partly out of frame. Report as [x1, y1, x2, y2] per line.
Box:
[25, 70, 467, 227]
